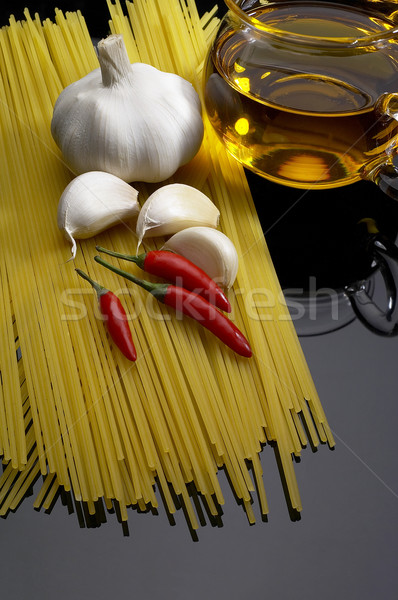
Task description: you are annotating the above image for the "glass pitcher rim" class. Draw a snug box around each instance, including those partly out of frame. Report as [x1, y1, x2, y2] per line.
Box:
[224, 0, 398, 48]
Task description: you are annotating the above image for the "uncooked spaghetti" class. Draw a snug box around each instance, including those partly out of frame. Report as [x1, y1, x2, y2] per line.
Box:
[0, 0, 334, 528]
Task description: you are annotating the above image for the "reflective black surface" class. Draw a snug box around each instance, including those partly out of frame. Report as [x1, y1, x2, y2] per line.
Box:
[250, 172, 398, 290]
[251, 171, 398, 335]
[1, 1, 397, 599]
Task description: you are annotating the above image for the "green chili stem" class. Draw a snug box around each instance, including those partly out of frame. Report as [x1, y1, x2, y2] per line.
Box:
[75, 268, 106, 296]
[96, 245, 146, 269]
[94, 255, 169, 301]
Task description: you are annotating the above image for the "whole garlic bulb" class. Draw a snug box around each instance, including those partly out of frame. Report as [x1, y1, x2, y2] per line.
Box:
[51, 34, 204, 183]
[162, 227, 239, 289]
[57, 171, 139, 259]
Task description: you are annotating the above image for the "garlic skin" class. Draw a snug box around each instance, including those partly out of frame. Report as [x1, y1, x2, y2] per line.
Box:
[162, 227, 239, 289]
[57, 171, 139, 259]
[136, 183, 220, 251]
[51, 34, 204, 183]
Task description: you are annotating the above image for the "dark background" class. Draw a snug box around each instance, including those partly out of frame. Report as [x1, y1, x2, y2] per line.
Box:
[0, 1, 113, 36]
[0, 2, 398, 599]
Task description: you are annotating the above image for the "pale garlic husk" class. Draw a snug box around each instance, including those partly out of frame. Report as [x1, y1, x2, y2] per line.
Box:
[57, 171, 139, 259]
[135, 183, 220, 251]
[162, 227, 239, 289]
[51, 34, 204, 183]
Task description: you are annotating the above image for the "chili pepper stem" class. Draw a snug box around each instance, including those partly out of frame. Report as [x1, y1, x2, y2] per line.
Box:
[94, 255, 169, 301]
[96, 245, 147, 269]
[75, 268, 107, 297]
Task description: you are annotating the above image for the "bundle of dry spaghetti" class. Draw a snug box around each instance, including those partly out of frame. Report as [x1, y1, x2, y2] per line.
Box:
[0, 0, 334, 528]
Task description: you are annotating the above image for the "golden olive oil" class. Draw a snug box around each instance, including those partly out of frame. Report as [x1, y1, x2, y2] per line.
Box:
[204, 2, 398, 188]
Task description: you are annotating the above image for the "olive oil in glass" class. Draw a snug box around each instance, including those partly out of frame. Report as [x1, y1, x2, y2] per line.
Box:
[204, 2, 398, 188]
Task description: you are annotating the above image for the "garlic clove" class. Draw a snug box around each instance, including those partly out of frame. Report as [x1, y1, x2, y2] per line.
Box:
[58, 171, 139, 259]
[162, 226, 239, 290]
[135, 183, 220, 251]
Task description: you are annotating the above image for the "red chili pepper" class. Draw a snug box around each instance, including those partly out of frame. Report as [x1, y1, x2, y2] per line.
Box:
[75, 269, 137, 362]
[95, 246, 231, 313]
[94, 256, 252, 358]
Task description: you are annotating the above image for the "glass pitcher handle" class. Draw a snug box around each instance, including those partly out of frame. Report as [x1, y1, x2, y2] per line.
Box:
[370, 93, 398, 200]
[346, 233, 398, 335]
[373, 163, 398, 200]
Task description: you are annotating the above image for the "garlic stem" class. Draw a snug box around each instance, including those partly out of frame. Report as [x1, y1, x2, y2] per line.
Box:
[97, 34, 132, 88]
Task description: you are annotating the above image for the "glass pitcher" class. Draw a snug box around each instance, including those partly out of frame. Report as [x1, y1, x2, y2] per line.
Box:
[203, 0, 398, 197]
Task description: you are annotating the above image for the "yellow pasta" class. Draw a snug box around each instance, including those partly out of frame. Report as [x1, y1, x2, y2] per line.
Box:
[0, 0, 334, 529]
